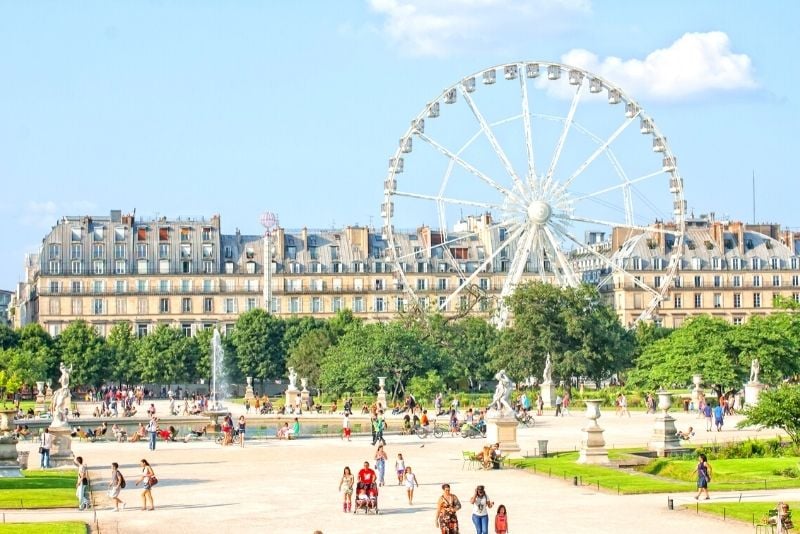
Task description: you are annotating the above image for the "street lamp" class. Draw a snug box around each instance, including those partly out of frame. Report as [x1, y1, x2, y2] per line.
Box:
[260, 212, 279, 313]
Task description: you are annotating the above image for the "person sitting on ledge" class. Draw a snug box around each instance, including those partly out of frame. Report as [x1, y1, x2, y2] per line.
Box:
[277, 422, 290, 439]
[128, 423, 146, 442]
[676, 426, 695, 441]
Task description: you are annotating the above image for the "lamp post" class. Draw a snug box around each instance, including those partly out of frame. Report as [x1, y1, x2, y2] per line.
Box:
[260, 212, 278, 313]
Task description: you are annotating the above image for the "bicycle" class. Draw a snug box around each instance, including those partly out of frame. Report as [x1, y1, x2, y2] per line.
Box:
[514, 412, 535, 427]
[413, 421, 444, 439]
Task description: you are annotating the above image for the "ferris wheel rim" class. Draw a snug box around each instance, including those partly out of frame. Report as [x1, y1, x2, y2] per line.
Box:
[382, 60, 687, 324]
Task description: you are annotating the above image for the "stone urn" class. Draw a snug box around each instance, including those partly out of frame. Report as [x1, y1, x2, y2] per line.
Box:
[657, 391, 672, 414]
[578, 400, 608, 464]
[0, 408, 21, 477]
[584, 399, 602, 426]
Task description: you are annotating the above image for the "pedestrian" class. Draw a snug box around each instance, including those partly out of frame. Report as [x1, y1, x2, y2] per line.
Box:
[404, 466, 419, 505]
[619, 393, 630, 417]
[342, 412, 351, 441]
[135, 459, 156, 511]
[436, 483, 461, 534]
[108, 462, 126, 512]
[370, 414, 377, 445]
[338, 466, 354, 513]
[562, 393, 570, 416]
[713, 403, 724, 431]
[470, 484, 493, 534]
[536, 393, 543, 417]
[703, 402, 713, 431]
[375, 412, 386, 446]
[374, 444, 387, 487]
[238, 415, 246, 448]
[39, 427, 52, 469]
[494, 504, 508, 534]
[146, 415, 158, 451]
[244, 399, 250, 414]
[75, 456, 90, 510]
[395, 453, 406, 485]
[554, 394, 562, 417]
[693, 453, 712, 500]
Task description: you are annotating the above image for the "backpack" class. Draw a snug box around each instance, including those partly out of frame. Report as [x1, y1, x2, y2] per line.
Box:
[118, 472, 126, 488]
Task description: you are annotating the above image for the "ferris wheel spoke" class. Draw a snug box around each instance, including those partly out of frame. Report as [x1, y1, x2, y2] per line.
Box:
[519, 73, 536, 190]
[569, 169, 666, 204]
[557, 229, 661, 300]
[416, 132, 526, 207]
[530, 230, 549, 281]
[555, 214, 672, 235]
[556, 115, 639, 194]
[541, 226, 578, 287]
[394, 190, 507, 212]
[440, 223, 526, 310]
[392, 217, 520, 263]
[543, 82, 583, 191]
[499, 228, 537, 297]
[460, 87, 528, 200]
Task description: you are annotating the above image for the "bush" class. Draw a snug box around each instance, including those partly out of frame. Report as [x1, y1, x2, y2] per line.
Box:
[696, 438, 792, 460]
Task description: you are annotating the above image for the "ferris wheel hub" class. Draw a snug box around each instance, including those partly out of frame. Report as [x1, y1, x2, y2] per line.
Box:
[527, 200, 552, 224]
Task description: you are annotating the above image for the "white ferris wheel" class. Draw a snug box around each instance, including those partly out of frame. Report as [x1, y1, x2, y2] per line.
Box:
[381, 61, 686, 326]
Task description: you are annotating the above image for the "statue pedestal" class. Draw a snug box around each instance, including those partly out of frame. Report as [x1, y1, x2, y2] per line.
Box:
[485, 412, 520, 454]
[540, 383, 556, 407]
[745, 382, 765, 407]
[47, 427, 75, 469]
[649, 414, 681, 456]
[578, 425, 609, 465]
[300, 389, 310, 410]
[376, 390, 387, 411]
[0, 435, 22, 477]
[285, 389, 300, 412]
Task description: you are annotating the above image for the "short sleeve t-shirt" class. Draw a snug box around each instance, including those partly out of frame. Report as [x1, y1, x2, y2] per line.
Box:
[358, 468, 376, 485]
[421, 414, 429, 426]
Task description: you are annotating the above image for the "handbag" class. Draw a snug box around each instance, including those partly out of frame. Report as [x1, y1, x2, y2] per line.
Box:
[149, 475, 159, 486]
[38, 447, 45, 454]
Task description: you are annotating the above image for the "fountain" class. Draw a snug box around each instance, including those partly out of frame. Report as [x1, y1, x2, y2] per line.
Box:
[204, 329, 229, 429]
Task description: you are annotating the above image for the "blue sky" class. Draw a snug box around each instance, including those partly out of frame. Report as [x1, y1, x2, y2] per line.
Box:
[0, 1, 798, 289]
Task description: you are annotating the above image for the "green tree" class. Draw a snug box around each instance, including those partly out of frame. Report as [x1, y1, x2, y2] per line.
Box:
[730, 313, 800, 384]
[193, 327, 214, 384]
[231, 309, 285, 380]
[438, 316, 497, 389]
[57, 320, 109, 387]
[286, 328, 331, 388]
[0, 324, 18, 350]
[136, 324, 193, 385]
[738, 386, 800, 445]
[106, 322, 140, 384]
[1, 324, 56, 384]
[407, 370, 447, 404]
[627, 315, 738, 394]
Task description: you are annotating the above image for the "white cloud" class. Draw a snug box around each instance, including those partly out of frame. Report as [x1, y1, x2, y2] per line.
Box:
[559, 32, 757, 101]
[368, 0, 591, 58]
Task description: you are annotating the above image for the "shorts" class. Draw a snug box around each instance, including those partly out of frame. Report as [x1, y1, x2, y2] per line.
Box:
[343, 428, 351, 437]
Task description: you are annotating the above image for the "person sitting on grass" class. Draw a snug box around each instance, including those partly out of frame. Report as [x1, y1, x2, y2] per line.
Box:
[676, 426, 695, 440]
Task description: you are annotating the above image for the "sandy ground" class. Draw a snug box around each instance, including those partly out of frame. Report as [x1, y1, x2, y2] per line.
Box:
[11, 408, 788, 534]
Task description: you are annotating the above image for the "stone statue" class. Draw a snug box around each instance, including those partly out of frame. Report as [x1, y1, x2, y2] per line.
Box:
[542, 353, 553, 384]
[749, 358, 760, 383]
[50, 362, 73, 427]
[488, 369, 515, 413]
[287, 367, 298, 390]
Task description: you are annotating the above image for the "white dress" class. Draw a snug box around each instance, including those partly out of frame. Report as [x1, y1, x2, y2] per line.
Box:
[404, 472, 417, 489]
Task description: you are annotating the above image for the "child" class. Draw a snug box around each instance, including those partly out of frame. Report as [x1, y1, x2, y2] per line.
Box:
[495, 504, 508, 534]
[395, 453, 406, 485]
[404, 466, 418, 505]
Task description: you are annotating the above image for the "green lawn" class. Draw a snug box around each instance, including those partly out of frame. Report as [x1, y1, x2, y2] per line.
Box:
[0, 522, 87, 534]
[514, 453, 800, 495]
[0, 470, 79, 509]
[684, 501, 800, 526]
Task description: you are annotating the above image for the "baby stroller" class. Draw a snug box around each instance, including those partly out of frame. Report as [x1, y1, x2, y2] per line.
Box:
[353, 482, 379, 514]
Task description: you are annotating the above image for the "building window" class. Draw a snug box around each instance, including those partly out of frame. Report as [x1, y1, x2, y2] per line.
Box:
[437, 278, 448, 291]
[732, 317, 744, 326]
[93, 299, 104, 315]
[136, 227, 147, 241]
[202, 244, 214, 259]
[115, 298, 126, 314]
[181, 244, 191, 258]
[137, 259, 148, 274]
[793, 275, 800, 287]
[92, 226, 104, 241]
[203, 261, 214, 274]
[374, 279, 384, 291]
[49, 281, 60, 293]
[71, 281, 82, 293]
[71, 261, 82, 275]
[713, 276, 721, 288]
[115, 280, 125, 293]
[753, 293, 762, 308]
[203, 279, 213, 292]
[732, 275, 741, 288]
[289, 297, 301, 313]
[438, 296, 447, 310]
[159, 280, 170, 292]
[732, 257, 742, 270]
[246, 297, 257, 311]
[224, 298, 236, 313]
[374, 297, 385, 312]
[332, 297, 342, 312]
[71, 244, 82, 259]
[71, 298, 82, 315]
[352, 297, 364, 313]
[114, 260, 126, 274]
[93, 280, 104, 293]
[137, 298, 148, 314]
[479, 278, 490, 290]
[772, 275, 781, 287]
[416, 279, 428, 291]
[674, 294, 682, 309]
[654, 276, 662, 288]
[93, 260, 105, 275]
[136, 280, 147, 292]
[694, 293, 702, 308]
[753, 275, 762, 287]
[71, 227, 81, 241]
[693, 275, 702, 288]
[246, 261, 256, 274]
[713, 293, 722, 308]
[115, 227, 126, 242]
[180, 261, 190, 274]
[160, 298, 169, 313]
[180, 228, 190, 242]
[396, 297, 405, 312]
[203, 298, 213, 312]
[159, 259, 170, 274]
[49, 261, 61, 274]
[180, 280, 191, 292]
[733, 293, 742, 308]
[182, 298, 191, 312]
[225, 261, 234, 274]
[311, 297, 322, 313]
[674, 276, 682, 288]
[793, 293, 800, 304]
[202, 227, 212, 241]
[181, 323, 192, 337]
[92, 244, 104, 259]
[752, 257, 761, 269]
[159, 227, 169, 241]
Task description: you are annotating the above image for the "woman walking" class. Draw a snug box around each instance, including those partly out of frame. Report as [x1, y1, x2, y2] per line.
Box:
[374, 444, 388, 487]
[237, 415, 246, 448]
[395, 453, 406, 485]
[470, 485, 493, 534]
[338, 466, 354, 513]
[108, 462, 126, 511]
[75, 456, 90, 510]
[693, 453, 712, 500]
[404, 466, 419, 505]
[135, 459, 156, 511]
[436, 483, 461, 533]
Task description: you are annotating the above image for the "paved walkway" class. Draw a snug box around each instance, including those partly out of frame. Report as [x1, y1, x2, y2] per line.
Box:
[11, 410, 780, 533]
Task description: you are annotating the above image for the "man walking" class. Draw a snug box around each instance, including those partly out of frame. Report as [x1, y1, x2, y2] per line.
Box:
[147, 416, 158, 451]
[39, 428, 52, 469]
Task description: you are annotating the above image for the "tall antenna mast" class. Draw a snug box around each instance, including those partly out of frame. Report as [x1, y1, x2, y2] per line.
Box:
[752, 170, 756, 224]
